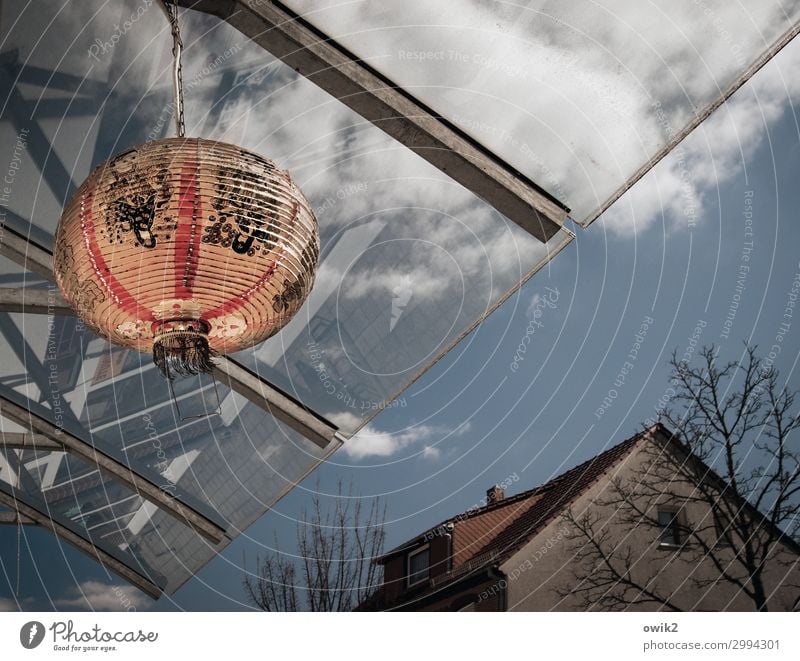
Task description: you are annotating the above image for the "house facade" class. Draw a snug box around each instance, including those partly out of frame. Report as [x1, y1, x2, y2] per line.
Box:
[365, 424, 800, 611]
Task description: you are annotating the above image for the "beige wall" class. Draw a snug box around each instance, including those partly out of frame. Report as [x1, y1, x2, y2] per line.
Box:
[501, 439, 800, 611]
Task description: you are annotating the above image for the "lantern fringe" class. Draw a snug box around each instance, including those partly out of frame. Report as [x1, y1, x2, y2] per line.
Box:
[153, 330, 216, 379]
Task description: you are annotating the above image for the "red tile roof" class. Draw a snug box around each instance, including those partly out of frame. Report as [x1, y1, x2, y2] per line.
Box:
[383, 425, 662, 587]
[454, 427, 650, 567]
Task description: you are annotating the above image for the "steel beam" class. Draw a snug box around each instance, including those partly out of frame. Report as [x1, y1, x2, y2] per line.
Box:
[0, 224, 339, 451]
[0, 511, 36, 525]
[0, 431, 62, 451]
[0, 225, 54, 281]
[175, 0, 568, 243]
[1, 447, 42, 496]
[212, 358, 337, 449]
[0, 488, 162, 598]
[0, 287, 71, 315]
[0, 395, 227, 545]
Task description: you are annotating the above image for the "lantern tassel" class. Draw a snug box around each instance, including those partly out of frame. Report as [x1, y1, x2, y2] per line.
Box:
[153, 329, 216, 379]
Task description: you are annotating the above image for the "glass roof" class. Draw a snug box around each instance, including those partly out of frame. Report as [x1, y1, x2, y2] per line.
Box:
[0, 0, 572, 594]
[0, 1, 573, 433]
[281, 0, 800, 225]
[0, 296, 337, 593]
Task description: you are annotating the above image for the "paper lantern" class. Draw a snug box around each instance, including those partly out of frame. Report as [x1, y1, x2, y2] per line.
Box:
[54, 137, 319, 378]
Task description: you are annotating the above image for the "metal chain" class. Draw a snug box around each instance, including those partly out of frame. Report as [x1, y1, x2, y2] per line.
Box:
[159, 1, 185, 137]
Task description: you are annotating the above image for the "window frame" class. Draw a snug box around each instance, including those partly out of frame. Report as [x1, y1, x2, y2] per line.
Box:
[406, 544, 431, 588]
[657, 507, 685, 548]
[712, 510, 735, 548]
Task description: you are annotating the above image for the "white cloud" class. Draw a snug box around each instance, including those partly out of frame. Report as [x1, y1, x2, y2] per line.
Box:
[602, 36, 800, 235]
[345, 268, 443, 302]
[286, 0, 800, 223]
[331, 412, 471, 460]
[0, 595, 37, 612]
[54, 581, 151, 611]
[0, 597, 19, 612]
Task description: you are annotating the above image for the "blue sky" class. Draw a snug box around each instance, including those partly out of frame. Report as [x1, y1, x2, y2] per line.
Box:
[2, 9, 800, 612]
[166, 34, 800, 611]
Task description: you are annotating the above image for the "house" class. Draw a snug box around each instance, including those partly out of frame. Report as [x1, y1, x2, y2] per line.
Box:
[364, 424, 800, 611]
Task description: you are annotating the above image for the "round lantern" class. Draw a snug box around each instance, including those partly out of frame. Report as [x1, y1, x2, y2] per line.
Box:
[54, 137, 319, 378]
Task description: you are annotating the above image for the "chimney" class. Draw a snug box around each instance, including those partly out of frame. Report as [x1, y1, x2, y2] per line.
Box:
[486, 485, 505, 505]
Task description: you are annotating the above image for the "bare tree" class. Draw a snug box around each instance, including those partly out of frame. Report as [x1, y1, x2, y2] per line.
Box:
[244, 480, 386, 611]
[563, 345, 800, 611]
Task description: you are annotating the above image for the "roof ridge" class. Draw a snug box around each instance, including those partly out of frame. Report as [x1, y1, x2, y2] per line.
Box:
[381, 425, 662, 560]
[451, 425, 661, 521]
[453, 425, 659, 566]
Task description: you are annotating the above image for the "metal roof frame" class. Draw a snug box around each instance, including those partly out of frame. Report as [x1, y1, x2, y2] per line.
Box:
[0, 488, 163, 598]
[0, 27, 347, 595]
[175, 0, 569, 244]
[0, 393, 229, 544]
[0, 225, 339, 446]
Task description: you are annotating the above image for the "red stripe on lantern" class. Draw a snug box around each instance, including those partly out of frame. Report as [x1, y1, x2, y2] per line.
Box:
[56, 138, 319, 361]
[174, 148, 201, 299]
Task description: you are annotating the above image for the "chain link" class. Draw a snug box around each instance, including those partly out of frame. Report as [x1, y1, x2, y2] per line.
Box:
[160, 0, 185, 137]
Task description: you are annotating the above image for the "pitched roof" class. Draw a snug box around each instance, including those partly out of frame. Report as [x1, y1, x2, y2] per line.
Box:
[381, 424, 662, 590]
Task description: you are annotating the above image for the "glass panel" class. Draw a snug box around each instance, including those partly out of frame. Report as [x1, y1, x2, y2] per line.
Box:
[0, 312, 337, 530]
[0, 310, 340, 592]
[0, 254, 48, 287]
[0, 0, 570, 592]
[234, 208, 572, 432]
[0, 0, 574, 437]
[281, 0, 800, 225]
[0, 417, 213, 592]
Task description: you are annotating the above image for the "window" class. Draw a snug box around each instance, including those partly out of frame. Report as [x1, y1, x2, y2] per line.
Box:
[658, 509, 683, 547]
[713, 512, 733, 547]
[407, 545, 430, 587]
